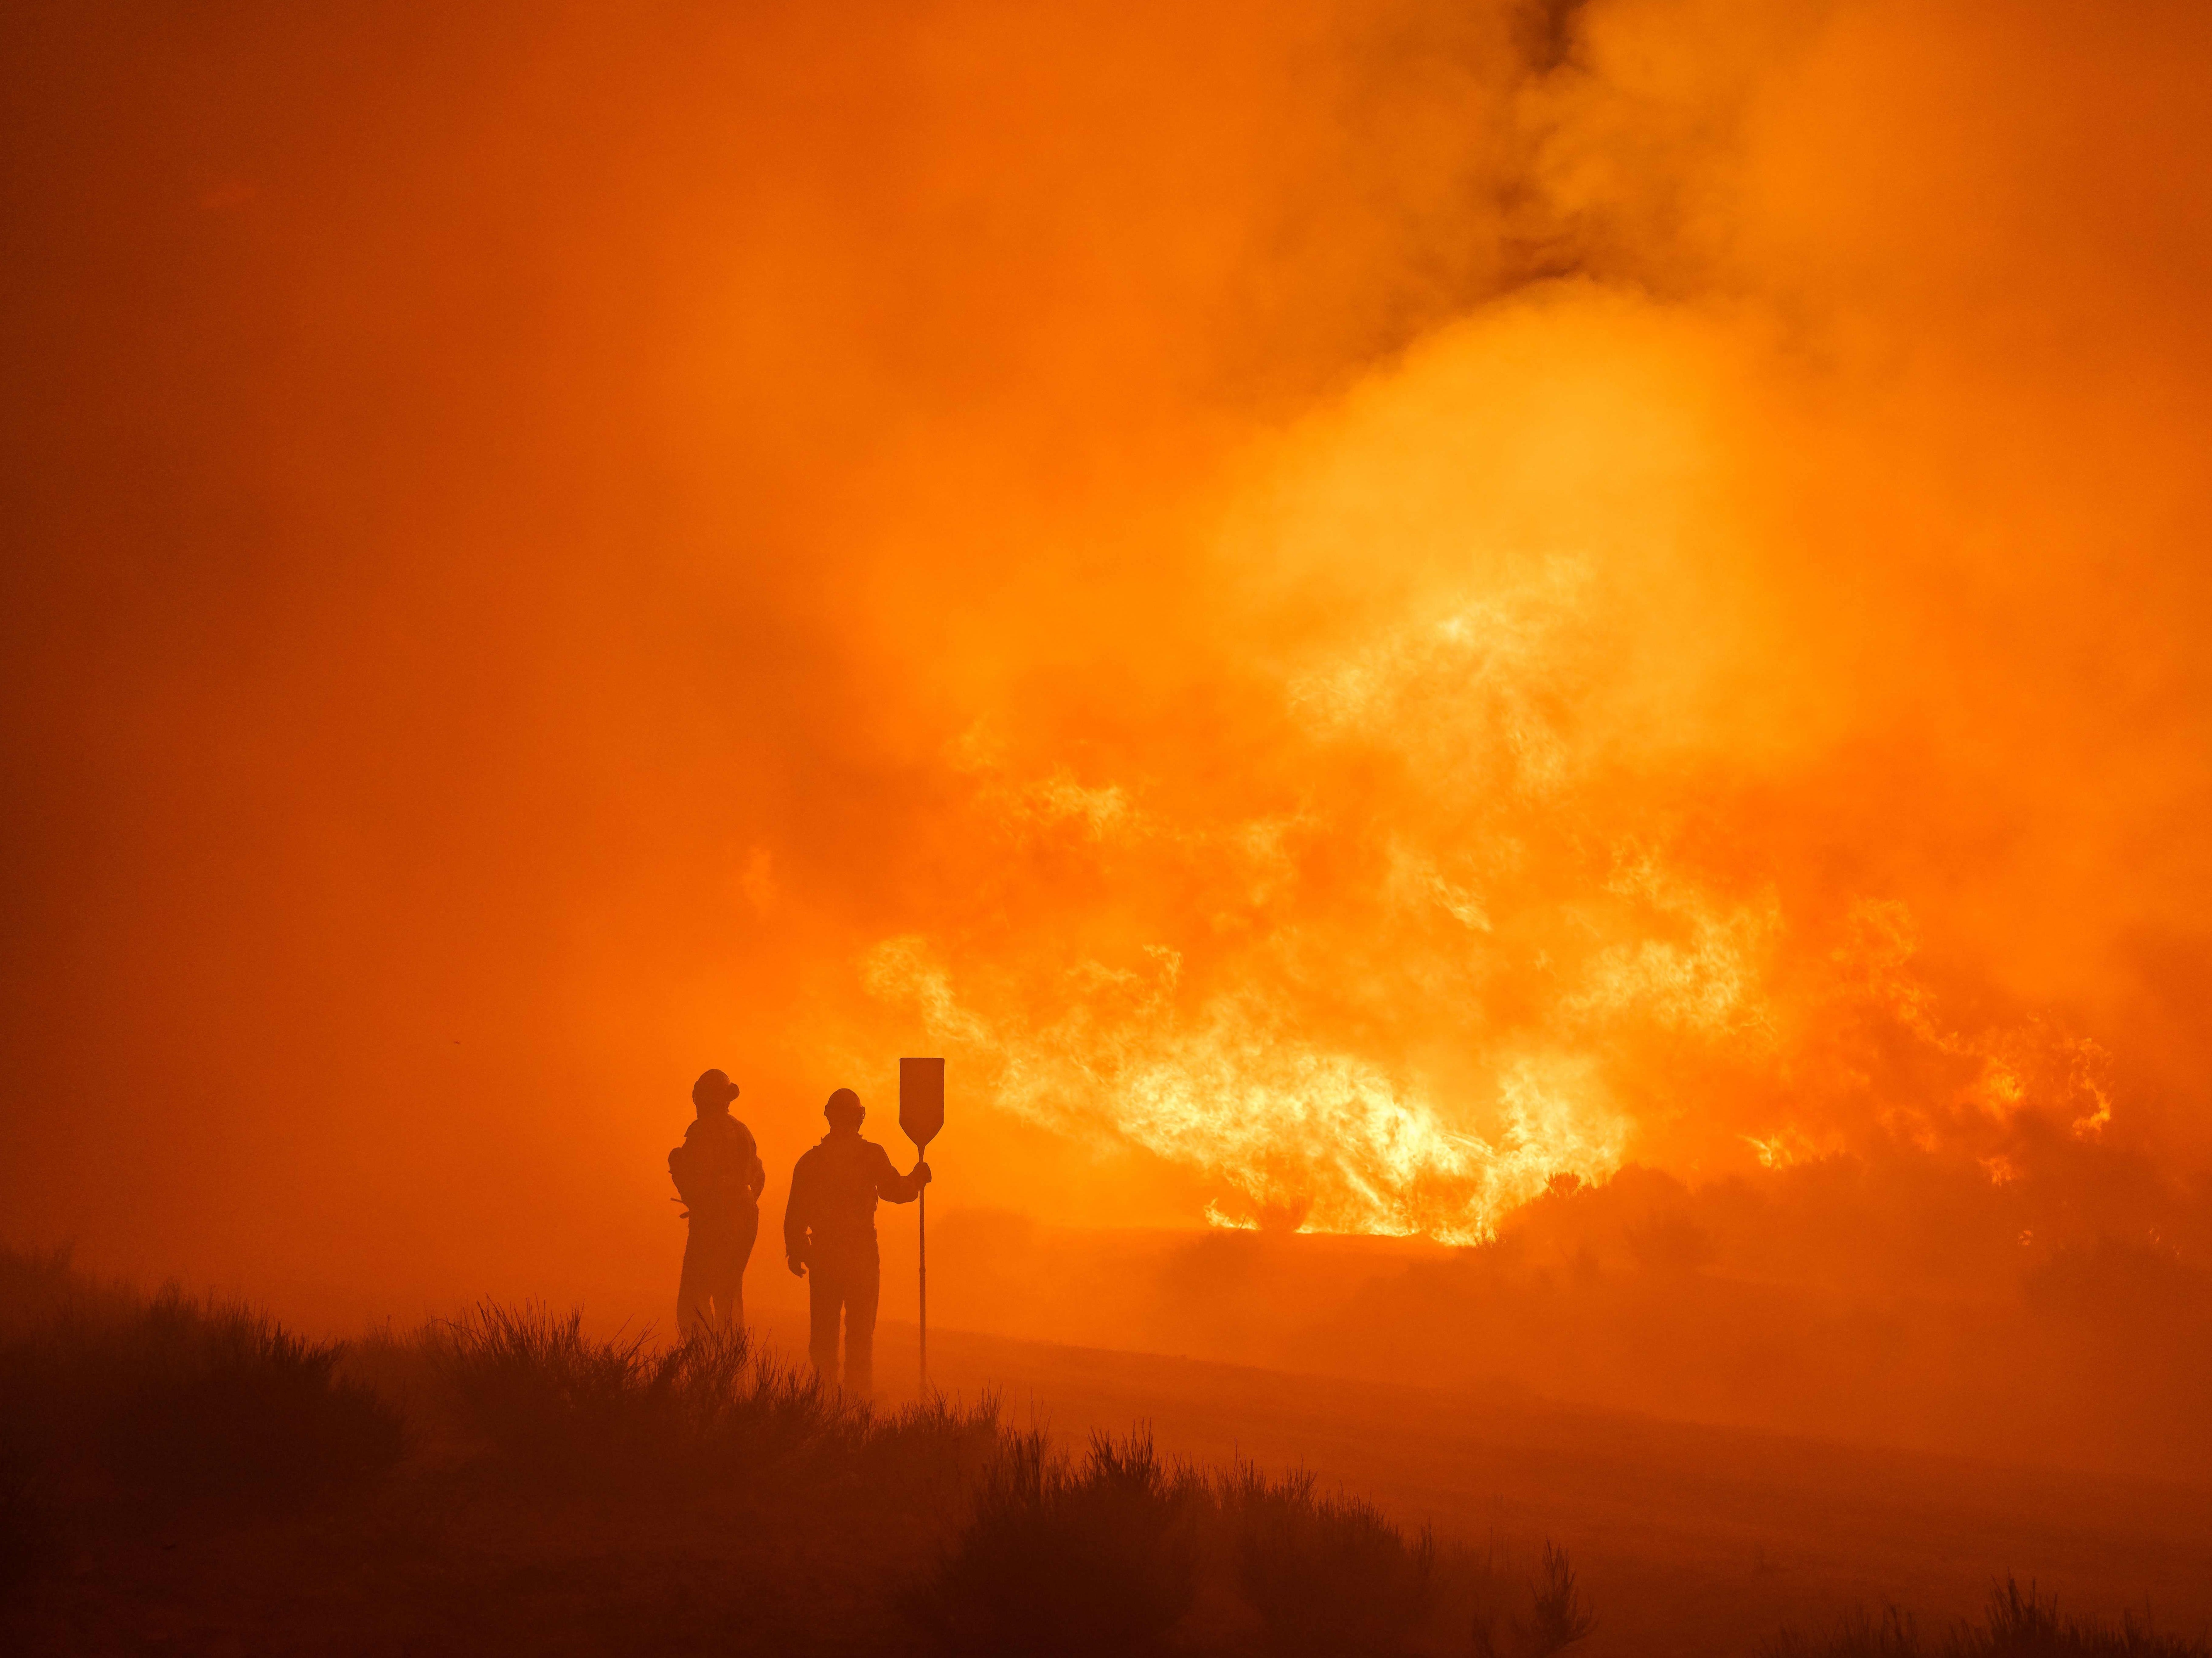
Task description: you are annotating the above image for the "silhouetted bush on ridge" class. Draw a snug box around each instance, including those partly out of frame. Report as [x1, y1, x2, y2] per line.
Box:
[911, 1427, 1200, 1655]
[911, 1432, 1471, 1657]
[422, 1300, 1003, 1499]
[1224, 1463, 1435, 1656]
[0, 1245, 401, 1511]
[2, 1245, 1582, 1654]
[100, 1293, 403, 1500]
[1471, 1539, 1597, 1658]
[1764, 1577, 2210, 1658]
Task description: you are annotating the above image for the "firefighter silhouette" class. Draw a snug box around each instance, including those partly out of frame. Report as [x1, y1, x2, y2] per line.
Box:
[782, 1087, 929, 1393]
[670, 1068, 765, 1335]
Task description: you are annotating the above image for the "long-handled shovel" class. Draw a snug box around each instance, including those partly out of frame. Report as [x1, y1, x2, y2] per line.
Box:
[898, 1057, 945, 1395]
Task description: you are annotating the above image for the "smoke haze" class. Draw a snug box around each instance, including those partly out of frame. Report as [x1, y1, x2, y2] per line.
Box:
[5, 0, 2212, 1461]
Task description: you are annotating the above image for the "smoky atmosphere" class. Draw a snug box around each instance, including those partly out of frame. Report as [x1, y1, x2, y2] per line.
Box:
[5, 3, 2212, 1654]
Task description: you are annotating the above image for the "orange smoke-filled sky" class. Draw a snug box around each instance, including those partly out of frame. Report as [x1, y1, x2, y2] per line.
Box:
[5, 0, 2212, 1308]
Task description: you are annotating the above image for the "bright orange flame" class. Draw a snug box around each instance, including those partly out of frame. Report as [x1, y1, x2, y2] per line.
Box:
[836, 278, 2158, 1244]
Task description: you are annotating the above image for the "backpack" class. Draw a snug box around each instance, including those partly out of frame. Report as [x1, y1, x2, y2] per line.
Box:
[668, 1118, 755, 1215]
[668, 1138, 702, 1209]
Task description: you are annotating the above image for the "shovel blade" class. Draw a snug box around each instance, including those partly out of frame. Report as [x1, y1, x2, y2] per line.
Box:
[899, 1056, 944, 1149]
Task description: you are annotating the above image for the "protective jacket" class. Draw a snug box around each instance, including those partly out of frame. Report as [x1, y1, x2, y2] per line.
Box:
[670, 1113, 763, 1226]
[782, 1132, 922, 1260]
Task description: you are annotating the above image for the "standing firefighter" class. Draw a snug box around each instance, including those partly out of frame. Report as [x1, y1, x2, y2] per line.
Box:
[783, 1087, 930, 1395]
[670, 1068, 766, 1337]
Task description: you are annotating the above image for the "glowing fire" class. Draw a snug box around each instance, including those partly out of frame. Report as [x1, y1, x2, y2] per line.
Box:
[866, 935, 1628, 1242]
[848, 293, 2127, 1241]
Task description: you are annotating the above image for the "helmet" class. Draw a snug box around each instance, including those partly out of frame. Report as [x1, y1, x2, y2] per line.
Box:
[692, 1068, 740, 1110]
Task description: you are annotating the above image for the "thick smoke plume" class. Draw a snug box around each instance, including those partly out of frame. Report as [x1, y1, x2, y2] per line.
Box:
[5, 0, 2212, 1354]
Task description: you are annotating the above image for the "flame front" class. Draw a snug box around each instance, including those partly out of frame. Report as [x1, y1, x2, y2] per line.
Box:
[842, 289, 2138, 1241]
[869, 933, 1627, 1241]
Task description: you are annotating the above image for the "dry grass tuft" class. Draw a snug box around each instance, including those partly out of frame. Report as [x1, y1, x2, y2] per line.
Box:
[1764, 1577, 2209, 1658]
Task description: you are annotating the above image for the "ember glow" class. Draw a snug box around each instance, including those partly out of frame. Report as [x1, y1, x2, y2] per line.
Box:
[6, 0, 2212, 1356]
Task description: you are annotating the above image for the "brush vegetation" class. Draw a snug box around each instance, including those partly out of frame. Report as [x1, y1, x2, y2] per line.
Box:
[1765, 1579, 2209, 1658]
[1, 1246, 1575, 1654]
[15, 1246, 2184, 1657]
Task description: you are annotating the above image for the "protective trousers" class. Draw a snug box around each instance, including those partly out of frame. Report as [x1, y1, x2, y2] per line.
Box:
[677, 1210, 757, 1337]
[806, 1240, 881, 1395]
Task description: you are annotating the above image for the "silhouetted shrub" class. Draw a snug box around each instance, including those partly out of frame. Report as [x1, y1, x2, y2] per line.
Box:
[912, 1428, 1200, 1656]
[1975, 1576, 2205, 1658]
[428, 1303, 667, 1478]
[1222, 1464, 1433, 1657]
[0, 1250, 401, 1516]
[1763, 1605, 1922, 1658]
[1525, 1540, 1597, 1654]
[425, 1302, 998, 1494]
[96, 1293, 403, 1502]
[1762, 1577, 2209, 1658]
[912, 1437, 1485, 1657]
[1474, 1539, 1596, 1658]
[0, 1245, 103, 1330]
